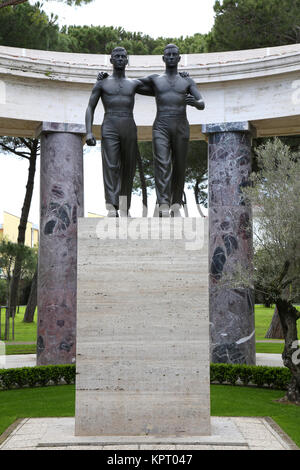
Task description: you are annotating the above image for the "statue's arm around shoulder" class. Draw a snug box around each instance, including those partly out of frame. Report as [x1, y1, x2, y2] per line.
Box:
[136, 74, 158, 96]
[85, 81, 102, 146]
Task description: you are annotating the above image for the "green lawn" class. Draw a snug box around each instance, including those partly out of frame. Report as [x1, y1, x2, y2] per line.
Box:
[255, 304, 300, 341]
[5, 344, 36, 355]
[255, 304, 300, 353]
[0, 307, 37, 344]
[0, 384, 299, 448]
[0, 385, 75, 440]
[255, 342, 284, 354]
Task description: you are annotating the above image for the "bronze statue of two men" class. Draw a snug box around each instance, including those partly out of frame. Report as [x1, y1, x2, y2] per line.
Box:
[85, 44, 205, 217]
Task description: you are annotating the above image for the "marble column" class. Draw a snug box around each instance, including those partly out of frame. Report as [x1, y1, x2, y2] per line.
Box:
[202, 122, 255, 365]
[36, 122, 85, 365]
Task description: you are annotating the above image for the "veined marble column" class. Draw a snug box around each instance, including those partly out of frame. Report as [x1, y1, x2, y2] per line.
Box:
[202, 122, 255, 365]
[36, 122, 85, 365]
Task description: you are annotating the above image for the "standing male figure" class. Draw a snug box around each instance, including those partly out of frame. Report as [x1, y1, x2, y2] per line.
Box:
[85, 47, 152, 217]
[142, 44, 205, 217]
[92, 44, 205, 217]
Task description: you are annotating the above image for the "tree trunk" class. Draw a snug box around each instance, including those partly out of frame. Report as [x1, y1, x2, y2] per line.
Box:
[136, 149, 148, 217]
[8, 140, 38, 319]
[4, 278, 11, 340]
[276, 298, 300, 403]
[265, 305, 284, 339]
[4, 306, 9, 341]
[23, 269, 37, 323]
[9, 256, 22, 318]
[0, 0, 27, 9]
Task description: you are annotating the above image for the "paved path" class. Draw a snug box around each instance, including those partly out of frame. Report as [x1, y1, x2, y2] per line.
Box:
[0, 417, 297, 450]
[1, 354, 36, 369]
[1, 353, 284, 369]
[256, 353, 283, 367]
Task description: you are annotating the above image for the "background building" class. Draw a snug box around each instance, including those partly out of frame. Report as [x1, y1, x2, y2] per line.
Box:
[0, 212, 39, 248]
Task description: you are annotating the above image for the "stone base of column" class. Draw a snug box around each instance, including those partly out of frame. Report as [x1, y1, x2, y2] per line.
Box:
[75, 218, 210, 437]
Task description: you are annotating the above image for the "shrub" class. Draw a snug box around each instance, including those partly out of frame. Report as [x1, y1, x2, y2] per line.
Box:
[210, 363, 291, 389]
[0, 363, 291, 391]
[0, 365, 76, 390]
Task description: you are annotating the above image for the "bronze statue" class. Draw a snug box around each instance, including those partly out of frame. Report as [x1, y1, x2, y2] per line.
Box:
[86, 44, 205, 217]
[85, 47, 153, 217]
[142, 44, 205, 217]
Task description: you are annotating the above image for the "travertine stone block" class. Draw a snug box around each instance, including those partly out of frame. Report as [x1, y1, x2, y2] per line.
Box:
[75, 218, 210, 437]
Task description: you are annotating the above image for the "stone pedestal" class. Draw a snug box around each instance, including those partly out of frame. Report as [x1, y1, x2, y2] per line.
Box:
[203, 122, 255, 365]
[36, 122, 85, 366]
[75, 218, 210, 437]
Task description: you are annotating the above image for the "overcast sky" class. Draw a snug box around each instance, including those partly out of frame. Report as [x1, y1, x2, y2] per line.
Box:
[41, 0, 216, 38]
[0, 0, 214, 225]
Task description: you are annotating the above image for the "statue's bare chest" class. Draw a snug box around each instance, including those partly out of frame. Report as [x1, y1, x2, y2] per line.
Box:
[102, 78, 136, 97]
[153, 75, 189, 95]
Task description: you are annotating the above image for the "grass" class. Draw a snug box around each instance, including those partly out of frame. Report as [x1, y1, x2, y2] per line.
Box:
[1, 305, 299, 355]
[255, 343, 284, 354]
[0, 385, 75, 439]
[5, 344, 36, 355]
[255, 304, 300, 341]
[255, 304, 300, 353]
[0, 384, 299, 447]
[0, 307, 37, 344]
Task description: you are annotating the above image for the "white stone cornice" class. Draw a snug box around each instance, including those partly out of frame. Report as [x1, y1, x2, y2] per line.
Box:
[1, 44, 300, 84]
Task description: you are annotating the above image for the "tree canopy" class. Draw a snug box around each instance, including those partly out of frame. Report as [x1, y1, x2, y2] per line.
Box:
[0, 2, 208, 54]
[246, 139, 300, 302]
[0, 0, 93, 9]
[208, 0, 300, 52]
[240, 138, 300, 402]
[0, 2, 68, 50]
[61, 25, 208, 55]
[1, 1, 300, 54]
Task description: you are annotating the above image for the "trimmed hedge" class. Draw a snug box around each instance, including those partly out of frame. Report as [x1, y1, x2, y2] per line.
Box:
[0, 363, 292, 391]
[0, 365, 76, 390]
[210, 363, 291, 390]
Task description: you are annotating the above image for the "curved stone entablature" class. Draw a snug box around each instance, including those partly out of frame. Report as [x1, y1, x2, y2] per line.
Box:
[0, 44, 300, 139]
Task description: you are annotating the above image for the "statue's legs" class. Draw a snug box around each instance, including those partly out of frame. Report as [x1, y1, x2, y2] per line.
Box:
[101, 113, 137, 214]
[152, 115, 189, 215]
[170, 119, 189, 206]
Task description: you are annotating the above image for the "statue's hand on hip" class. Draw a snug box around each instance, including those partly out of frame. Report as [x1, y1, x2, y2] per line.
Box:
[97, 71, 109, 81]
[86, 134, 97, 146]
